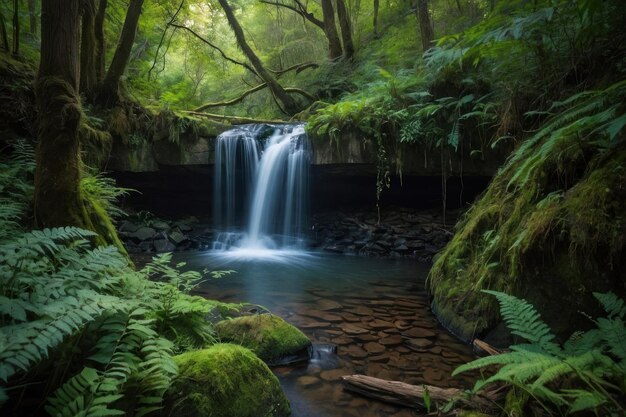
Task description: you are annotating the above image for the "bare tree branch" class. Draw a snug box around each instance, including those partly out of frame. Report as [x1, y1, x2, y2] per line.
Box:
[170, 22, 258, 75]
[259, 0, 324, 29]
[149, 0, 185, 79]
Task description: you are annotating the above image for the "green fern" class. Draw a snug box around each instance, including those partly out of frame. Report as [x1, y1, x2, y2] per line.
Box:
[453, 290, 626, 415]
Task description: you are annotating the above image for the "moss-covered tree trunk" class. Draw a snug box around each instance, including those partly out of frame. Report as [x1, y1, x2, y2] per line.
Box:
[336, 0, 354, 60]
[97, 0, 144, 107]
[34, 0, 84, 229]
[321, 0, 342, 60]
[34, 0, 125, 253]
[80, 0, 98, 97]
[217, 0, 300, 115]
[416, 0, 434, 52]
[0, 10, 8, 51]
[94, 0, 107, 82]
[27, 0, 37, 36]
[373, 0, 380, 38]
[11, 0, 19, 56]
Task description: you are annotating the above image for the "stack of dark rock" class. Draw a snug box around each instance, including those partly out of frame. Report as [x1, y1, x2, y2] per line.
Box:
[311, 207, 460, 261]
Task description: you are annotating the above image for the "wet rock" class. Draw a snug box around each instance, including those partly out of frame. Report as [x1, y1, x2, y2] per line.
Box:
[152, 220, 170, 230]
[379, 335, 403, 346]
[297, 376, 320, 387]
[363, 342, 385, 354]
[344, 345, 368, 359]
[139, 241, 154, 252]
[119, 221, 139, 233]
[320, 369, 348, 381]
[340, 324, 369, 335]
[132, 226, 156, 241]
[154, 238, 176, 252]
[402, 327, 437, 339]
[405, 338, 435, 351]
[367, 319, 394, 329]
[353, 333, 378, 342]
[317, 299, 343, 311]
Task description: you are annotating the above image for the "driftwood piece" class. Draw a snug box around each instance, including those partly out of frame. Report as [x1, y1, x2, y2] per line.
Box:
[341, 375, 500, 411]
[473, 339, 506, 356]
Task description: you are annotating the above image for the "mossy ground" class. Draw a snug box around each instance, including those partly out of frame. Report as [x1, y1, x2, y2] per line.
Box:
[215, 314, 311, 363]
[429, 95, 626, 341]
[167, 343, 290, 417]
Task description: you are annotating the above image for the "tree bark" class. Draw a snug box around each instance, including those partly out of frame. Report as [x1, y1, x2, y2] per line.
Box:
[34, 0, 83, 229]
[336, 0, 354, 59]
[94, 0, 107, 82]
[34, 0, 126, 254]
[416, 0, 434, 52]
[98, 0, 144, 106]
[12, 0, 19, 56]
[0, 10, 9, 50]
[28, 0, 37, 36]
[217, 0, 300, 114]
[320, 0, 343, 60]
[80, 0, 98, 96]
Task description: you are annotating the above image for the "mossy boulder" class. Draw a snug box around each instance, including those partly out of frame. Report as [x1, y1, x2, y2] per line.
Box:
[215, 314, 311, 364]
[166, 344, 290, 417]
[428, 83, 626, 342]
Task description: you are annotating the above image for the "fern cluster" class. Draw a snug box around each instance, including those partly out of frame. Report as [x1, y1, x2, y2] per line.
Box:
[454, 290, 626, 416]
[0, 146, 232, 416]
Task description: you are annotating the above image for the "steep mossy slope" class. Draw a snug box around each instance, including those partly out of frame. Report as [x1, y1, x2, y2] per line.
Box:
[429, 80, 626, 342]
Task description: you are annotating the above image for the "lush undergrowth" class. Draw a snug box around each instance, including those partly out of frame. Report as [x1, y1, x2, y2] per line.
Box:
[0, 143, 237, 416]
[454, 291, 625, 416]
[428, 77, 626, 340]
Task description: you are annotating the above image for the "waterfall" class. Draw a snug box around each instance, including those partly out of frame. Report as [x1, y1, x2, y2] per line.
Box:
[213, 123, 311, 252]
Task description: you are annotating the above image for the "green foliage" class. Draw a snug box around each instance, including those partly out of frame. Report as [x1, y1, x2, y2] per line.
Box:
[428, 78, 626, 340]
[454, 291, 626, 416]
[0, 148, 231, 416]
[80, 172, 134, 220]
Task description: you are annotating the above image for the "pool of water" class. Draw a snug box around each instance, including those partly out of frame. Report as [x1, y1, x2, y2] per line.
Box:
[175, 251, 476, 417]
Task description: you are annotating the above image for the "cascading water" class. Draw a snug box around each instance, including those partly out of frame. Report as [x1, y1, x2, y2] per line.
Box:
[212, 123, 311, 255]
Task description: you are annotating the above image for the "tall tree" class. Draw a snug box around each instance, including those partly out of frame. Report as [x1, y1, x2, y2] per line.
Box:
[94, 0, 107, 82]
[12, 0, 19, 55]
[320, 0, 343, 59]
[34, 0, 84, 228]
[336, 0, 354, 59]
[0, 10, 8, 50]
[260, 0, 343, 60]
[416, 0, 434, 51]
[98, 0, 145, 106]
[80, 0, 98, 96]
[27, 0, 37, 36]
[35, 0, 125, 250]
[217, 0, 300, 114]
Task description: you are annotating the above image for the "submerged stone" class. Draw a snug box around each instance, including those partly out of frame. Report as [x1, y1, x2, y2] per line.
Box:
[166, 344, 290, 417]
[215, 314, 311, 365]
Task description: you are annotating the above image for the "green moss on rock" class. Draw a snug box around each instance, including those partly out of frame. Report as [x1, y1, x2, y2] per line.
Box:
[428, 82, 626, 342]
[166, 344, 290, 417]
[215, 314, 311, 363]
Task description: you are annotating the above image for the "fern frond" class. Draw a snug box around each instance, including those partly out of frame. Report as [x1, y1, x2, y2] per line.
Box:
[594, 292, 626, 319]
[482, 290, 560, 354]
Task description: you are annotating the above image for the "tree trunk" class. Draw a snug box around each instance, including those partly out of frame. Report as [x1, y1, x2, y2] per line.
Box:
[217, 0, 300, 114]
[336, 0, 354, 59]
[80, 0, 98, 96]
[320, 0, 343, 60]
[416, 0, 434, 52]
[34, 0, 126, 253]
[28, 0, 37, 36]
[0, 10, 9, 50]
[98, 0, 144, 106]
[12, 0, 19, 56]
[373, 0, 380, 37]
[94, 0, 107, 82]
[34, 0, 83, 229]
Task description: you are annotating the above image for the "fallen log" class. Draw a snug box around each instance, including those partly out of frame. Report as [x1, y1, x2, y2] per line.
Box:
[341, 375, 501, 412]
[473, 339, 504, 356]
[182, 111, 288, 125]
